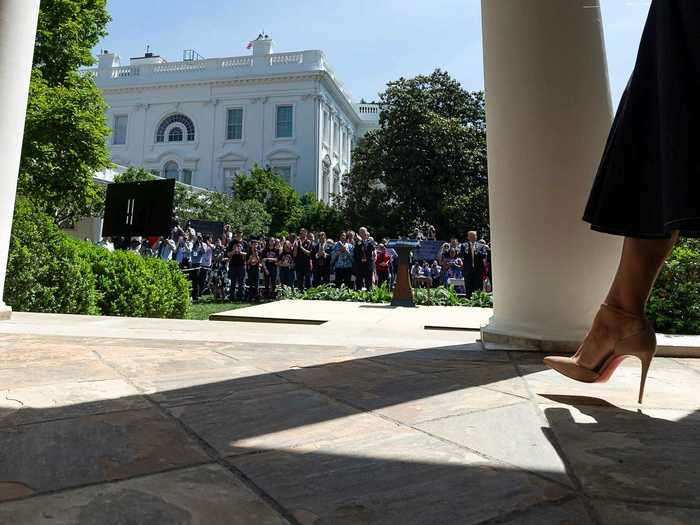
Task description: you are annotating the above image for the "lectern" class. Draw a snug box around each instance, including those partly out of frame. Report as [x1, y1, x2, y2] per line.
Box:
[386, 239, 420, 307]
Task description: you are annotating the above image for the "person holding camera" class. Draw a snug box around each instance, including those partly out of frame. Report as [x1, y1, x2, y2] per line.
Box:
[226, 231, 248, 301]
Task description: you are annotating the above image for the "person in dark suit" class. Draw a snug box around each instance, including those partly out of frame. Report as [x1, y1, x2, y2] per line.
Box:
[353, 227, 376, 291]
[460, 230, 486, 298]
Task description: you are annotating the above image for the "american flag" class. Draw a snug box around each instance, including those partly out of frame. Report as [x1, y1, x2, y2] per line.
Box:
[246, 41, 253, 50]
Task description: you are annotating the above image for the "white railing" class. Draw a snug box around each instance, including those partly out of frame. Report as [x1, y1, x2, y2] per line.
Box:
[153, 61, 207, 74]
[96, 50, 356, 102]
[357, 104, 380, 114]
[270, 52, 303, 65]
[101, 52, 321, 81]
[221, 56, 253, 68]
[111, 66, 138, 78]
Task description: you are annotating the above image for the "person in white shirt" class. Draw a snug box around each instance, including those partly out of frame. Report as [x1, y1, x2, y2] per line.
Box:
[97, 237, 115, 252]
[175, 235, 193, 267]
[156, 237, 176, 261]
[200, 237, 213, 268]
[199, 236, 214, 297]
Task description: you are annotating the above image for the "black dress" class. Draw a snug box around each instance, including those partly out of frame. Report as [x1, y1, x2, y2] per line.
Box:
[583, 1, 700, 239]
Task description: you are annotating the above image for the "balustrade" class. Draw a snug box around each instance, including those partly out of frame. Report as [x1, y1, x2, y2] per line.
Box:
[111, 66, 137, 78]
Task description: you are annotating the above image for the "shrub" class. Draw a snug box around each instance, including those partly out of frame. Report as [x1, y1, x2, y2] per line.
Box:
[4, 197, 190, 319]
[463, 290, 494, 308]
[142, 257, 191, 319]
[4, 198, 98, 314]
[277, 283, 492, 308]
[74, 241, 190, 319]
[648, 239, 700, 334]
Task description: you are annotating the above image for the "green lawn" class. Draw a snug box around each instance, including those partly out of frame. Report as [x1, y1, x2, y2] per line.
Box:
[187, 297, 252, 320]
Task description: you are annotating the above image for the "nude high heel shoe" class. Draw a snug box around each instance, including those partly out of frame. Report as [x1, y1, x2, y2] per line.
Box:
[543, 303, 657, 403]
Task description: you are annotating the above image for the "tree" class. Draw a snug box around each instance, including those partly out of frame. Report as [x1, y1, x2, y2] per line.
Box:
[34, 0, 110, 86]
[114, 167, 271, 236]
[232, 166, 303, 236]
[17, 0, 112, 225]
[339, 70, 489, 240]
[298, 194, 346, 238]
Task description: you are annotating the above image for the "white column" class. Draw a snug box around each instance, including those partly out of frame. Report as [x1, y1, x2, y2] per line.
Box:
[0, 0, 40, 319]
[480, 0, 623, 349]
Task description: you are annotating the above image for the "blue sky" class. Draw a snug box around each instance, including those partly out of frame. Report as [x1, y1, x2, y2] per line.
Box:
[95, 0, 651, 105]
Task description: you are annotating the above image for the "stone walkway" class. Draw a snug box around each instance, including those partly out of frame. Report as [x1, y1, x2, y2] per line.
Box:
[1, 323, 700, 523]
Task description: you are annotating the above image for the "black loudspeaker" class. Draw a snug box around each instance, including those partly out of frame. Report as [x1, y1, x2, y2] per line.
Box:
[102, 179, 176, 238]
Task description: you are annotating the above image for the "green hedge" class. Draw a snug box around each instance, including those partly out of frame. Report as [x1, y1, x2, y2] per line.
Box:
[72, 242, 190, 318]
[277, 283, 493, 308]
[648, 239, 700, 334]
[5, 198, 98, 314]
[4, 198, 190, 319]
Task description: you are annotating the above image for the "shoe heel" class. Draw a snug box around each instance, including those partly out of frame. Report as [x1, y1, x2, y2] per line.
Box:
[614, 325, 656, 404]
[638, 353, 653, 404]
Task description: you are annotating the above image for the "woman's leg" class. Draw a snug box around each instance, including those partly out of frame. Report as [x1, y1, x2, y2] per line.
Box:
[605, 232, 680, 315]
[574, 231, 679, 368]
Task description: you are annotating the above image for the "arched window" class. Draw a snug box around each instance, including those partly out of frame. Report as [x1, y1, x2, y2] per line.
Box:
[168, 127, 183, 142]
[156, 114, 195, 142]
[163, 161, 179, 180]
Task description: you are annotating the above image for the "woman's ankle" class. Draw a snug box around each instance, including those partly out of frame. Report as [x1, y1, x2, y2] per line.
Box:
[602, 297, 645, 318]
[595, 303, 647, 339]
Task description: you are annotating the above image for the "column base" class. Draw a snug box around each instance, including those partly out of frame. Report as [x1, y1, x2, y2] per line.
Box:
[0, 303, 11, 320]
[481, 324, 581, 354]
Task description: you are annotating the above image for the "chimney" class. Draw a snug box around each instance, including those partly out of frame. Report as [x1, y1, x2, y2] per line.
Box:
[98, 50, 120, 74]
[251, 34, 274, 56]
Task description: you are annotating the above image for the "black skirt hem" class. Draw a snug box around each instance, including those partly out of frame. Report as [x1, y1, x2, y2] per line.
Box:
[582, 215, 700, 239]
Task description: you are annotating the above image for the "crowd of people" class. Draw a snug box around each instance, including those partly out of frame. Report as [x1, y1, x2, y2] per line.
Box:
[412, 232, 492, 295]
[96, 222, 492, 302]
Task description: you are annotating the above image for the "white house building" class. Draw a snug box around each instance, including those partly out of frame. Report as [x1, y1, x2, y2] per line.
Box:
[92, 36, 380, 203]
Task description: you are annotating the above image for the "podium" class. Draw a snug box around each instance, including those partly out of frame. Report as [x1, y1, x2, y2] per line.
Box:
[386, 239, 420, 307]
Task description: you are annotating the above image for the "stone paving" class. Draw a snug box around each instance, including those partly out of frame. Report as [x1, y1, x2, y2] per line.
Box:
[1, 330, 700, 524]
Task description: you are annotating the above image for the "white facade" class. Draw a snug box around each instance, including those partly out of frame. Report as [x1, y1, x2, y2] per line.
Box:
[93, 37, 380, 202]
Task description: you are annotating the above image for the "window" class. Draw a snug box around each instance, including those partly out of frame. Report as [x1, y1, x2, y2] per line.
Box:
[156, 114, 195, 142]
[276, 105, 293, 138]
[113, 115, 128, 145]
[163, 161, 179, 180]
[168, 127, 183, 142]
[322, 110, 330, 144]
[182, 169, 192, 185]
[226, 108, 243, 140]
[273, 166, 292, 184]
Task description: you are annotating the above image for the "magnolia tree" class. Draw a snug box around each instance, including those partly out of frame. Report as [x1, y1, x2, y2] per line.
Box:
[338, 70, 489, 240]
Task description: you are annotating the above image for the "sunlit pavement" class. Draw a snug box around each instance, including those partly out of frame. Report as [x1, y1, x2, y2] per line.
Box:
[1, 313, 700, 524]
